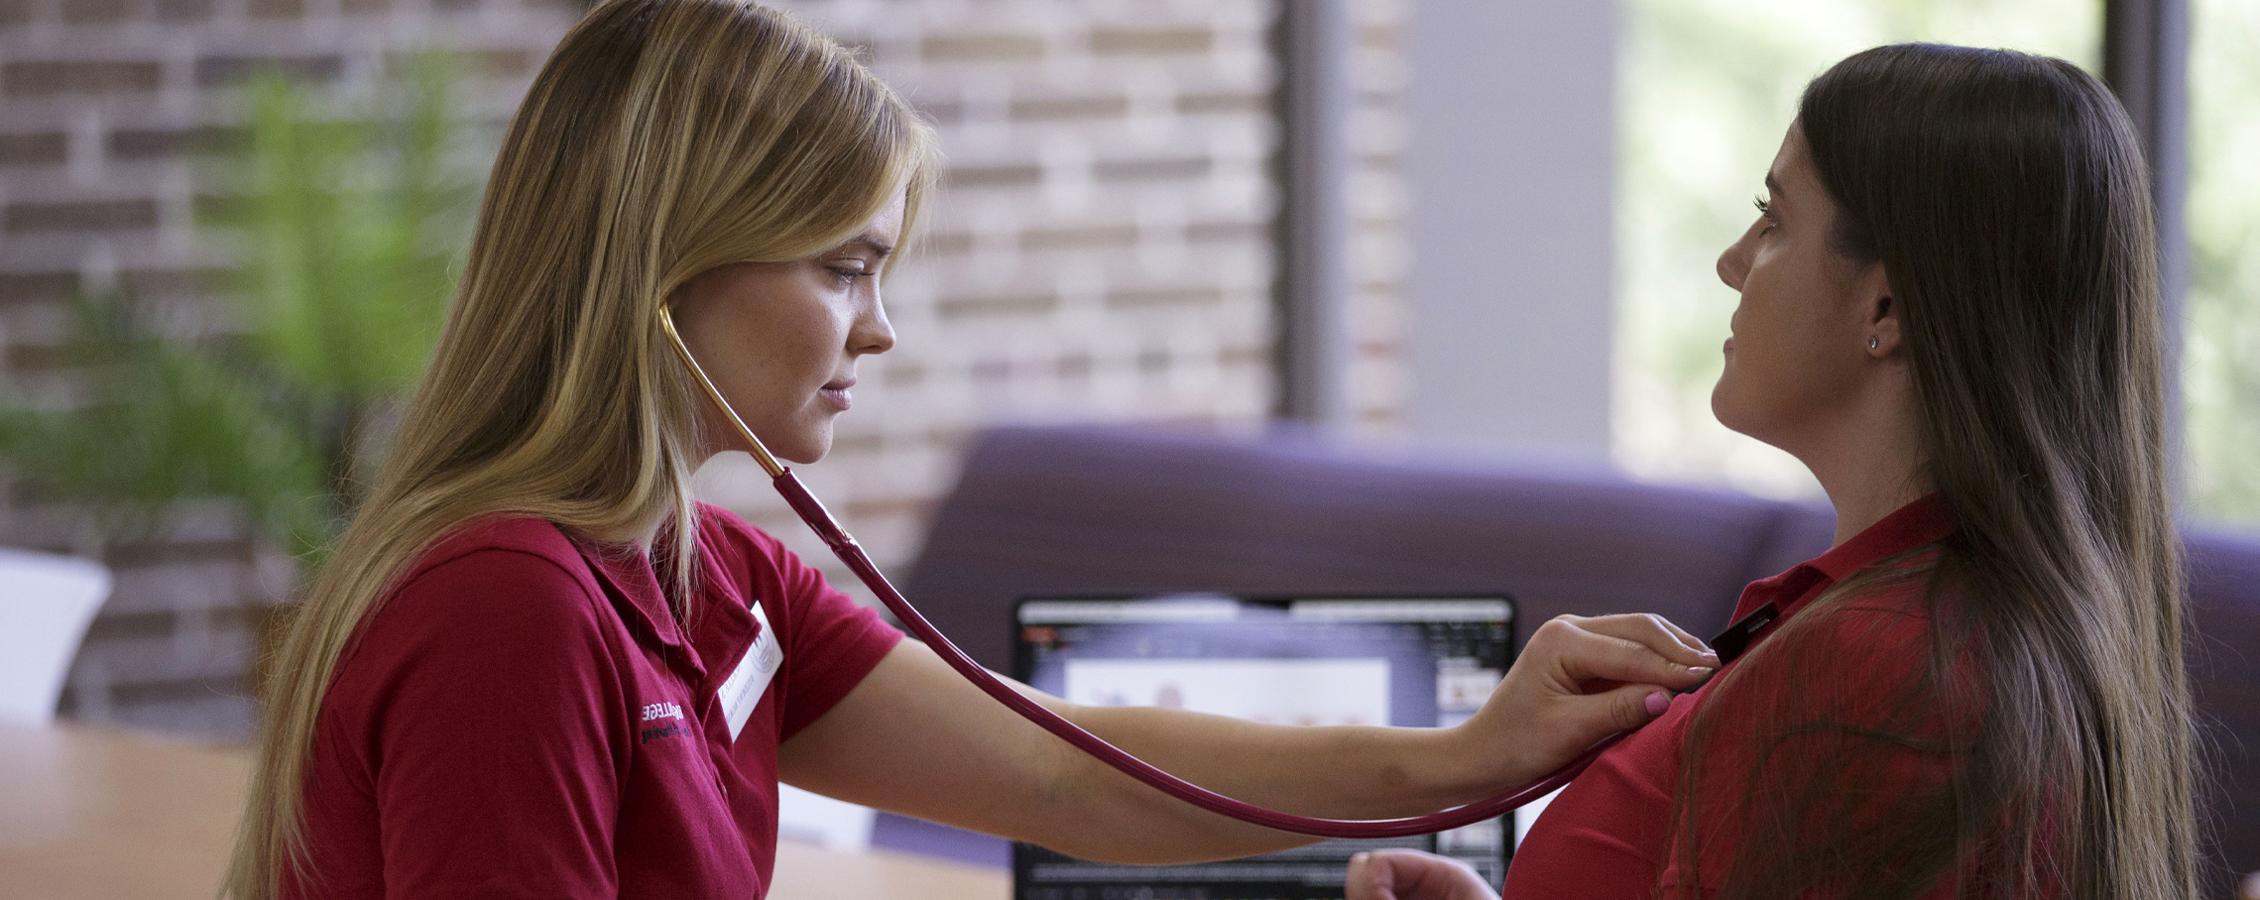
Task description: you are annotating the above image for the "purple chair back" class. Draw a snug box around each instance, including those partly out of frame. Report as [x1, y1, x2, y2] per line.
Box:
[907, 425, 1803, 671]
[2187, 526, 2260, 892]
[899, 425, 2260, 888]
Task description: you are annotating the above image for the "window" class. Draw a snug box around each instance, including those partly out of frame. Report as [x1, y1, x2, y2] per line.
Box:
[2185, 0, 2260, 525]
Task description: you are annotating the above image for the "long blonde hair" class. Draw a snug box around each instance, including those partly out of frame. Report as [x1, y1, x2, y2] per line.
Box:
[223, 2, 937, 895]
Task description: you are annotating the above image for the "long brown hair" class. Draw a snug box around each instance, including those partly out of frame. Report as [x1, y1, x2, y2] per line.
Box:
[1672, 44, 2197, 898]
[222, 2, 937, 896]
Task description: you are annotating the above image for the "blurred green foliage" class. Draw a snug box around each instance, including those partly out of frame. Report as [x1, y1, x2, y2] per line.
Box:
[1612, 1, 2140, 500]
[2184, 0, 2260, 523]
[1617, 1, 2259, 525]
[0, 61, 475, 560]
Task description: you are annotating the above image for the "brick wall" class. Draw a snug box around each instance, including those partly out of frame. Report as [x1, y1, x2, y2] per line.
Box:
[0, 0, 593, 738]
[0, 0, 1410, 739]
[1346, 0, 1409, 431]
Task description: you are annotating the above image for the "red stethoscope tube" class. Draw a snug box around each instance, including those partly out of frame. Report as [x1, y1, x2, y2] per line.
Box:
[773, 470, 1621, 838]
[661, 310, 1618, 839]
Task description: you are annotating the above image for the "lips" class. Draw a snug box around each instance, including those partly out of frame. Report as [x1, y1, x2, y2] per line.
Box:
[818, 377, 855, 410]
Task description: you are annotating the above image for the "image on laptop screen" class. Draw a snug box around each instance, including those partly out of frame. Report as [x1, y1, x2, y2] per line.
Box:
[1011, 594, 1516, 900]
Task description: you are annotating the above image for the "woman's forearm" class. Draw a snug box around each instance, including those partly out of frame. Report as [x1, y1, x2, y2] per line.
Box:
[784, 615, 1710, 867]
[1021, 611, 1719, 864]
[1032, 700, 1499, 864]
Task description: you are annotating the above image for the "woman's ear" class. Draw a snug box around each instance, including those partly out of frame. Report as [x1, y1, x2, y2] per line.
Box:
[1862, 263, 1901, 358]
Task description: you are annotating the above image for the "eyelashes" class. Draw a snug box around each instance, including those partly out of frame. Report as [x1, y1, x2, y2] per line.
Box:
[1752, 195, 1772, 216]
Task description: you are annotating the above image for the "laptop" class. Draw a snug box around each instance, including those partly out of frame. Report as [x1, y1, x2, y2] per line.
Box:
[1010, 593, 1518, 900]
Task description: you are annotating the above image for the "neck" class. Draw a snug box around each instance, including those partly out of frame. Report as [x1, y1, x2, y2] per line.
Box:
[635, 449, 725, 554]
[1814, 450, 1930, 546]
[1791, 386, 1933, 547]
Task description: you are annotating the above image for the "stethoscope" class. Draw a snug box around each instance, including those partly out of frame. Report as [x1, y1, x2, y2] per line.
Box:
[659, 307, 1769, 839]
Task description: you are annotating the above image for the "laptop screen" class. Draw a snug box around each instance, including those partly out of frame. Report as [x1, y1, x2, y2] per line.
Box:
[1011, 595, 1516, 899]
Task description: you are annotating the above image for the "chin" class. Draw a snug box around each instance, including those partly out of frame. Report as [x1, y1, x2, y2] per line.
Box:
[1709, 379, 1750, 437]
[775, 429, 832, 466]
[1711, 382, 1800, 455]
[773, 445, 825, 466]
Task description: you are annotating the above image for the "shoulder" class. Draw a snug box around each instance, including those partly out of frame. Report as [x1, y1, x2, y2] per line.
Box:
[691, 501, 830, 596]
[693, 501, 791, 562]
[311, 519, 637, 772]
[404, 515, 592, 585]
[385, 516, 604, 620]
[339, 517, 619, 690]
[1802, 559, 1950, 657]
[1713, 564, 1978, 731]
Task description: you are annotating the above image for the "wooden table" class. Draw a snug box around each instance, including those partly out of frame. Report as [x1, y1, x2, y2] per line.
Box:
[0, 723, 1008, 898]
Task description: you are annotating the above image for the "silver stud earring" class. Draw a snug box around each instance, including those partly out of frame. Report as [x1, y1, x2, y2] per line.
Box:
[1869, 336, 1880, 351]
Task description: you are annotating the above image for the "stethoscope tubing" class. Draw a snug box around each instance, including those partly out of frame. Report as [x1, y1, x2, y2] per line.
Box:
[660, 307, 1613, 838]
[772, 469, 1619, 838]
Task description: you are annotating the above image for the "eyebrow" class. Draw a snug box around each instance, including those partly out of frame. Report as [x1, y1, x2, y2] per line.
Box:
[839, 236, 895, 259]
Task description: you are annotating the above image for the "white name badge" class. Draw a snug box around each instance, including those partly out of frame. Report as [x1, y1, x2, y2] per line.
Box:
[718, 600, 784, 741]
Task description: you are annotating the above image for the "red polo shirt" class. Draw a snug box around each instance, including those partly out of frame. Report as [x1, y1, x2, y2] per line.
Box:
[1504, 496, 1965, 898]
[283, 503, 903, 898]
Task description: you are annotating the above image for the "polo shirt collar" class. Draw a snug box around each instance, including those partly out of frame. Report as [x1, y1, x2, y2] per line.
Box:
[576, 537, 696, 662]
[575, 522, 766, 696]
[1730, 494, 1955, 622]
[1805, 493, 1955, 583]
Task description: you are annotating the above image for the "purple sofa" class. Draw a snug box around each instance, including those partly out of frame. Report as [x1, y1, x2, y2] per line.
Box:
[890, 424, 2260, 893]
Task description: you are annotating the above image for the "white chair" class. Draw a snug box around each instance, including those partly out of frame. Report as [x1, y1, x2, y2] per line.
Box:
[0, 547, 110, 725]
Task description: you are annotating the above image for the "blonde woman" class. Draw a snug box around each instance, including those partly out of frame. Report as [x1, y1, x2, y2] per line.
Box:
[222, 2, 1718, 897]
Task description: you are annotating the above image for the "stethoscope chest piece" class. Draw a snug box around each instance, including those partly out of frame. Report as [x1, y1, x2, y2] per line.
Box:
[1708, 602, 1780, 666]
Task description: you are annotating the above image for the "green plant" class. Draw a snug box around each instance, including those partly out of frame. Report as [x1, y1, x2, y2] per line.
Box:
[0, 61, 475, 562]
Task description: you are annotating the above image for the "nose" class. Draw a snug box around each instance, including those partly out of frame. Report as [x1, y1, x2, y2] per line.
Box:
[851, 289, 896, 356]
[1716, 236, 1750, 291]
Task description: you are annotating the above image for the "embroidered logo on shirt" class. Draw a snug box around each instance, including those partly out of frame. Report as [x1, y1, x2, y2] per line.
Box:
[638, 699, 689, 743]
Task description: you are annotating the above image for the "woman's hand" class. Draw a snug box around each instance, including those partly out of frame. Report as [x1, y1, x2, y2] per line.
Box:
[1347, 849, 1500, 900]
[1443, 613, 1717, 791]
